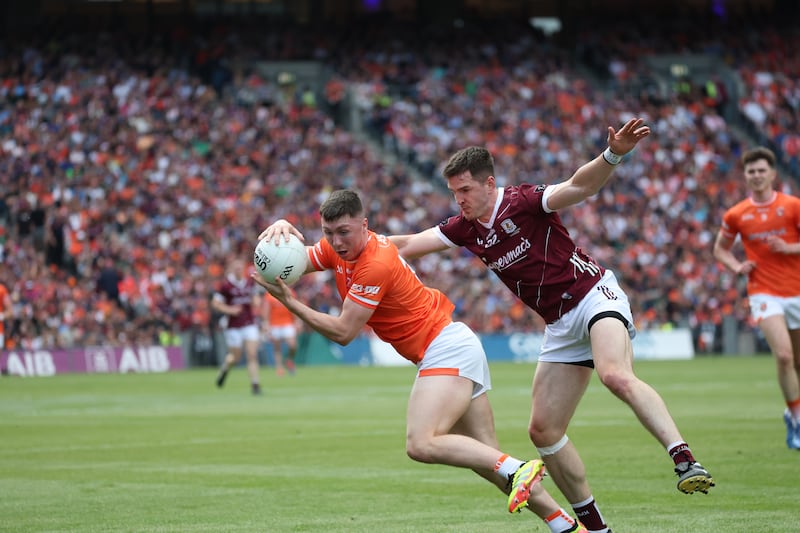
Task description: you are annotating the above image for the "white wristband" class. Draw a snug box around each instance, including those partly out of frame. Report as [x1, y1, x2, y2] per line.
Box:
[602, 147, 623, 165]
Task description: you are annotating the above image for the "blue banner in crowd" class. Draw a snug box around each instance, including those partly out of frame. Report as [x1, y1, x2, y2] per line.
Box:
[300, 329, 694, 367]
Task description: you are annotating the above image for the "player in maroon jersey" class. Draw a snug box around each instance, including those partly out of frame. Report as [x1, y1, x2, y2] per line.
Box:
[212, 257, 263, 395]
[390, 118, 714, 533]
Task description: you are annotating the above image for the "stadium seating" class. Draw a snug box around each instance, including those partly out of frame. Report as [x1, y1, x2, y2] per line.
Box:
[1, 15, 796, 355]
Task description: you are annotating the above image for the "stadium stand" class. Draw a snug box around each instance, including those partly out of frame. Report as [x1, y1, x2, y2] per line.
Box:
[0, 1, 797, 357]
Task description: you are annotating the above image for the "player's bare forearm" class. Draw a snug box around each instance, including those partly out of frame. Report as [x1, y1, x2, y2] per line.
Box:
[387, 234, 407, 248]
[282, 296, 361, 345]
[767, 235, 800, 255]
[713, 240, 754, 275]
[570, 156, 615, 194]
[715, 251, 743, 273]
[286, 301, 346, 344]
[787, 243, 800, 254]
[389, 234, 422, 259]
[390, 228, 447, 260]
[545, 156, 614, 210]
[255, 274, 368, 346]
[212, 301, 241, 316]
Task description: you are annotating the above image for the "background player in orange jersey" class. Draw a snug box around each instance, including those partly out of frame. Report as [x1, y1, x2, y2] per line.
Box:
[714, 146, 800, 449]
[259, 292, 299, 376]
[0, 280, 11, 350]
[253, 190, 589, 533]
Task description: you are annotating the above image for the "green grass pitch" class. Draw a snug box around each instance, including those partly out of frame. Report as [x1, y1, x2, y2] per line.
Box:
[1, 356, 796, 532]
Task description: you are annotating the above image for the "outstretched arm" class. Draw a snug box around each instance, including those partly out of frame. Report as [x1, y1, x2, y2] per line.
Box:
[388, 227, 449, 260]
[251, 274, 372, 346]
[546, 117, 650, 212]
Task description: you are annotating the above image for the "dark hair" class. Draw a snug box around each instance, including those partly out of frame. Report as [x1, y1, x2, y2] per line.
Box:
[320, 189, 363, 222]
[741, 146, 776, 168]
[442, 146, 495, 180]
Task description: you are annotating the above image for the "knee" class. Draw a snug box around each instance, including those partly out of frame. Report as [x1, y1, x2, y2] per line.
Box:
[528, 416, 562, 448]
[597, 368, 636, 399]
[774, 348, 794, 369]
[405, 435, 435, 464]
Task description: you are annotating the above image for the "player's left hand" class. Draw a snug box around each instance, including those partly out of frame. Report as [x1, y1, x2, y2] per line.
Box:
[251, 272, 293, 302]
[607, 117, 650, 156]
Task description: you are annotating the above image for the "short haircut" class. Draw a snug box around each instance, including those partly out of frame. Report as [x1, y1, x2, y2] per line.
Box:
[741, 146, 776, 168]
[320, 189, 363, 222]
[443, 146, 495, 180]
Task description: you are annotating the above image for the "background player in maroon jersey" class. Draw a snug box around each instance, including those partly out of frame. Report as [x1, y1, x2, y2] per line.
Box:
[390, 118, 714, 533]
[212, 257, 263, 395]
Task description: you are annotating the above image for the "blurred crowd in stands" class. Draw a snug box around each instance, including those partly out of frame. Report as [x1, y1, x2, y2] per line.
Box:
[0, 13, 797, 356]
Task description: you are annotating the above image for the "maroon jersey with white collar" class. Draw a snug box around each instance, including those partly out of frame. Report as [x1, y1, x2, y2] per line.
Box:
[436, 184, 605, 323]
[214, 275, 257, 328]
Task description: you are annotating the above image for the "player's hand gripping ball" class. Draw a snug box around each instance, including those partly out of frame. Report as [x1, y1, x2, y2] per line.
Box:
[253, 234, 307, 286]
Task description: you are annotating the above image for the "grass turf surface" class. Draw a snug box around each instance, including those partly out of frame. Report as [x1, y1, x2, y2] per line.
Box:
[1, 355, 796, 532]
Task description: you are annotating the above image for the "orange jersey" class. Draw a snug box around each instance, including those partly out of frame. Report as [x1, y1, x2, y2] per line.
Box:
[720, 191, 800, 297]
[262, 292, 295, 327]
[0, 283, 8, 336]
[307, 231, 454, 363]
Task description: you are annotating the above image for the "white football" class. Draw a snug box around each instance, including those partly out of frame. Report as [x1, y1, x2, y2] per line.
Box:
[253, 234, 307, 286]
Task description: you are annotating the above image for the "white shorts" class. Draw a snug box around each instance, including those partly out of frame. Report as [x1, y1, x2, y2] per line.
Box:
[224, 324, 260, 349]
[749, 294, 800, 329]
[269, 324, 297, 341]
[538, 270, 636, 365]
[417, 321, 491, 399]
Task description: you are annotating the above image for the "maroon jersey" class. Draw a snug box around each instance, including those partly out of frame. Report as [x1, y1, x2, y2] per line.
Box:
[214, 275, 257, 328]
[436, 184, 605, 323]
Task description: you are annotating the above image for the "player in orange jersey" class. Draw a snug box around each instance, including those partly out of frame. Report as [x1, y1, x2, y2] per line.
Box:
[260, 292, 299, 376]
[0, 281, 11, 350]
[714, 146, 800, 449]
[253, 190, 588, 533]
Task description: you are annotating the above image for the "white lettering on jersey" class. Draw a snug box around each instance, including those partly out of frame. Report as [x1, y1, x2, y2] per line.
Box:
[477, 229, 499, 248]
[350, 283, 381, 296]
[568, 252, 601, 276]
[485, 238, 531, 270]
